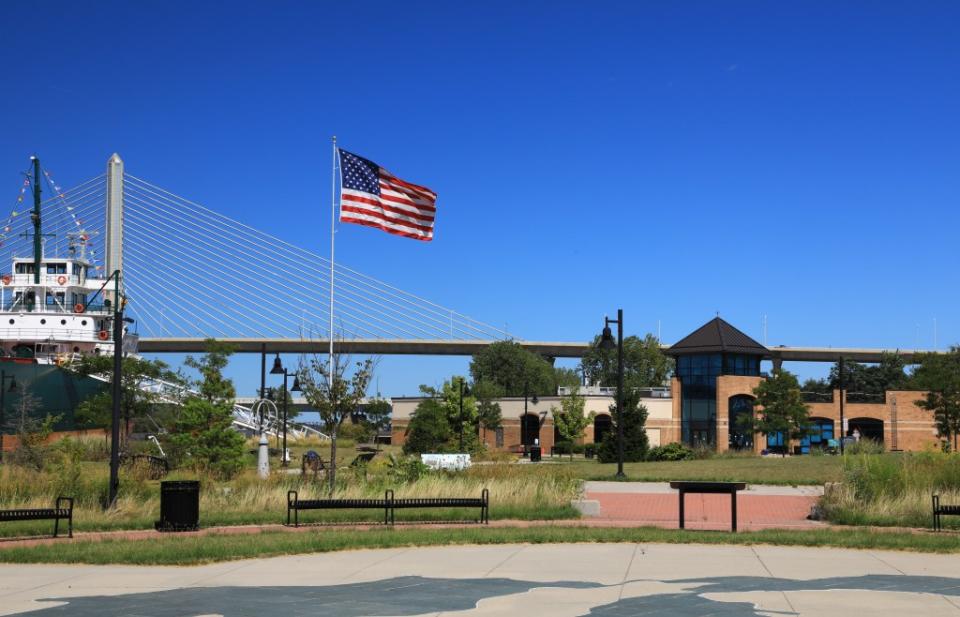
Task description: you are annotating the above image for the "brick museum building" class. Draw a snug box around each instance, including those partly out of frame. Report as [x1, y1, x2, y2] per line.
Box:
[390, 318, 941, 455]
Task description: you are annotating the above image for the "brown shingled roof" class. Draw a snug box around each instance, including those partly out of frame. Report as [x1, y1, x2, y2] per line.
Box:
[666, 317, 769, 356]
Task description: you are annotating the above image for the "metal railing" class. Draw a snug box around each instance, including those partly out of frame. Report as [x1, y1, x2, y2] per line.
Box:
[6, 274, 82, 287]
[801, 391, 834, 403]
[556, 385, 672, 398]
[1, 302, 109, 314]
[0, 328, 108, 342]
[846, 391, 886, 404]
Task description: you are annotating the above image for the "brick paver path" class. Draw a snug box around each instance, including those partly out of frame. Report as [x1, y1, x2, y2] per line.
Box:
[585, 490, 822, 530]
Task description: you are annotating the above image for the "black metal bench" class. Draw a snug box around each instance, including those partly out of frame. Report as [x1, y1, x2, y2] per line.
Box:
[0, 497, 74, 538]
[391, 489, 489, 525]
[669, 481, 746, 532]
[286, 489, 489, 526]
[932, 494, 960, 531]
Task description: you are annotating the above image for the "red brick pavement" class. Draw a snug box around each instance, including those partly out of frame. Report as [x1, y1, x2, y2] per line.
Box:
[0, 492, 824, 549]
[585, 491, 822, 531]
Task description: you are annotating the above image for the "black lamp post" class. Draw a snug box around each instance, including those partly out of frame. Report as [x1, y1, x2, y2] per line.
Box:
[523, 381, 539, 456]
[0, 371, 17, 464]
[107, 271, 134, 508]
[600, 309, 625, 479]
[457, 377, 470, 452]
[270, 354, 301, 466]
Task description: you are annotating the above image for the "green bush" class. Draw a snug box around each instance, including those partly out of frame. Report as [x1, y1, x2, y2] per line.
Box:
[646, 442, 695, 462]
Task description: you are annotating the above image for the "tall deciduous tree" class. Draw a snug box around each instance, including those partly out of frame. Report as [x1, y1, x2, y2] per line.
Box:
[739, 369, 811, 456]
[551, 386, 593, 460]
[579, 333, 673, 389]
[912, 347, 960, 451]
[298, 351, 376, 492]
[403, 397, 451, 455]
[72, 355, 185, 449]
[469, 341, 556, 396]
[473, 379, 503, 446]
[359, 397, 392, 448]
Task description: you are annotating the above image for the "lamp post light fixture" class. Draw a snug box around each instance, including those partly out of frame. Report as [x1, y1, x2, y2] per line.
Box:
[0, 371, 17, 464]
[599, 309, 625, 479]
[270, 354, 301, 467]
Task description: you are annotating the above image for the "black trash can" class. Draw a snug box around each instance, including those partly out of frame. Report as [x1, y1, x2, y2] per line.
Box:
[155, 480, 200, 532]
[530, 446, 542, 462]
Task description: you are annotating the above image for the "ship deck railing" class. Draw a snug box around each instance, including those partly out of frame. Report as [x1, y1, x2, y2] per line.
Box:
[1, 302, 110, 314]
[0, 327, 111, 342]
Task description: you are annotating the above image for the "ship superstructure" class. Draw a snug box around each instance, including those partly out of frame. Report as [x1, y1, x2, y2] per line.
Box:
[0, 156, 118, 364]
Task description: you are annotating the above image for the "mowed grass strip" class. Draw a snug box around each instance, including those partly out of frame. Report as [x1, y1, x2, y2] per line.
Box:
[566, 455, 844, 485]
[3, 526, 960, 565]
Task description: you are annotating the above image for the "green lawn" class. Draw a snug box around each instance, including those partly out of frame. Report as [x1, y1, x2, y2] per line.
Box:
[2, 526, 958, 565]
[557, 455, 844, 485]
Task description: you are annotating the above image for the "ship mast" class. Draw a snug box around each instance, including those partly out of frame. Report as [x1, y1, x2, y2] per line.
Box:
[30, 156, 42, 284]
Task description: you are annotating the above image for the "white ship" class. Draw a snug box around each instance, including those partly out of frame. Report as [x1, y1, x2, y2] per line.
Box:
[0, 156, 121, 366]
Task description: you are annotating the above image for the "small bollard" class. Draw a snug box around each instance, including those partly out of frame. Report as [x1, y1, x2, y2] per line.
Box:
[257, 433, 270, 478]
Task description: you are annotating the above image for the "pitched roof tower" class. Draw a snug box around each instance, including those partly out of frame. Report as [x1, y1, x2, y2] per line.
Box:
[666, 317, 768, 357]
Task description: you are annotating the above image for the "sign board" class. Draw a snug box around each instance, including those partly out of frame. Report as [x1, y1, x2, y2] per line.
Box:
[421, 453, 471, 471]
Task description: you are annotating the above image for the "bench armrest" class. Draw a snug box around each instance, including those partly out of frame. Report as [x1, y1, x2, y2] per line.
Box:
[56, 497, 74, 511]
[287, 491, 298, 507]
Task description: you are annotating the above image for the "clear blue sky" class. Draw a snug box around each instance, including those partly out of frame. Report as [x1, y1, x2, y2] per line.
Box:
[2, 2, 957, 396]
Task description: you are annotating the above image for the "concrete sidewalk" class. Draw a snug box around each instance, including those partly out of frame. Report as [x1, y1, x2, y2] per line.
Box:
[2, 543, 960, 615]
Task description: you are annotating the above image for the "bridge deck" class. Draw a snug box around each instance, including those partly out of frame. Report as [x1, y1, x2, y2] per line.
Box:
[136, 338, 937, 363]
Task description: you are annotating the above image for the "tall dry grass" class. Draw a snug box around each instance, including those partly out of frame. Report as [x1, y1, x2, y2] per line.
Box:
[0, 458, 579, 536]
[821, 451, 960, 528]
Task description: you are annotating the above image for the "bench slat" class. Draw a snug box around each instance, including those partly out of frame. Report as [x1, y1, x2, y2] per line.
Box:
[0, 509, 66, 521]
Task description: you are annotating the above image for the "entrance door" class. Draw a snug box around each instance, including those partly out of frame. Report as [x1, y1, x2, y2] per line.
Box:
[593, 414, 612, 444]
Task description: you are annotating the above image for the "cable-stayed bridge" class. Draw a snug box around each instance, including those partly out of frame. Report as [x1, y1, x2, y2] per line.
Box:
[1, 154, 578, 358]
[1, 154, 936, 365]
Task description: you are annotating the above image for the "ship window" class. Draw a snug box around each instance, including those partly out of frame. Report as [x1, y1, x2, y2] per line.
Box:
[8, 319, 13, 325]
[40, 319, 46, 324]
[55, 292, 65, 304]
[15, 263, 35, 274]
[46, 292, 55, 305]
[73, 346, 79, 353]
[60, 319, 66, 325]
[81, 320, 87, 326]
[46, 263, 67, 274]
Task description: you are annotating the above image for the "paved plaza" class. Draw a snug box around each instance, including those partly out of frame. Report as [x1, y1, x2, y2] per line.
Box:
[583, 481, 824, 530]
[2, 542, 960, 616]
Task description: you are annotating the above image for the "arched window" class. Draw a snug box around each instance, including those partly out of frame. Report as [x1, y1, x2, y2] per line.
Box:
[593, 414, 612, 444]
[848, 417, 884, 444]
[520, 414, 540, 447]
[728, 395, 754, 451]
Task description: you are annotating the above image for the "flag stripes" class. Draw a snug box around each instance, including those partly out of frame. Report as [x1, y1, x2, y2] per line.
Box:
[338, 149, 437, 241]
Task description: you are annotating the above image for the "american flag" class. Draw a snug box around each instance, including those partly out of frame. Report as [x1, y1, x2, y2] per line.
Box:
[338, 148, 437, 241]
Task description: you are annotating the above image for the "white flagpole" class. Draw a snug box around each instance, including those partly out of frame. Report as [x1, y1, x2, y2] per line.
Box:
[329, 136, 337, 376]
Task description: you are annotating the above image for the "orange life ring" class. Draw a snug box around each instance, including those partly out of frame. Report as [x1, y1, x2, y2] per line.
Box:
[57, 275, 67, 285]
[97, 330, 109, 341]
[73, 303, 85, 314]
[1, 275, 9, 285]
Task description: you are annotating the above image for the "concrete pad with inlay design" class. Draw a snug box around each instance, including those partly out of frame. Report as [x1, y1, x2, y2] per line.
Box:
[2, 543, 960, 616]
